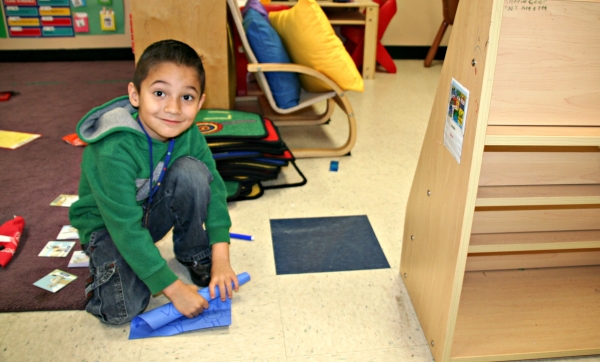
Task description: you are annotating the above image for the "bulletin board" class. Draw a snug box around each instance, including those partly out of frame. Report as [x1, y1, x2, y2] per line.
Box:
[1, 0, 124, 38]
[0, 11, 6, 38]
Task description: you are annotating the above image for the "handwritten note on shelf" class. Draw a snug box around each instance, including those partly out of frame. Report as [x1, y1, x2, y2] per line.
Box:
[505, 0, 548, 12]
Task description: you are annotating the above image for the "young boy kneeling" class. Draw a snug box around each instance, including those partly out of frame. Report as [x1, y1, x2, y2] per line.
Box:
[69, 39, 238, 325]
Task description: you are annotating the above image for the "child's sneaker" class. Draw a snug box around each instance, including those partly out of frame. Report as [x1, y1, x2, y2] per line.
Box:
[186, 261, 211, 288]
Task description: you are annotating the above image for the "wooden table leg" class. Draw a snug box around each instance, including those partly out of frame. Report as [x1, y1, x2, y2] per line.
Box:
[362, 4, 378, 79]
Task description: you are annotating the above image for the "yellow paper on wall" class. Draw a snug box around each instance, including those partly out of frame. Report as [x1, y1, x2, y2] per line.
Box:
[8, 17, 40, 27]
[39, 7, 71, 16]
[0, 130, 41, 149]
[100, 7, 116, 31]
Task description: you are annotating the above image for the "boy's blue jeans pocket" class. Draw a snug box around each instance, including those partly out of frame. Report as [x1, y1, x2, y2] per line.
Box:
[84, 229, 151, 325]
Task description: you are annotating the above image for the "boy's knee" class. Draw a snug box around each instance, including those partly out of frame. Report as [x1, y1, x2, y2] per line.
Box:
[170, 156, 213, 190]
[86, 282, 150, 326]
[95, 312, 136, 326]
[85, 230, 151, 326]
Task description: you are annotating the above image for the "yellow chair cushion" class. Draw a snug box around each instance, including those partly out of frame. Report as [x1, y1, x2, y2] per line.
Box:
[268, 0, 364, 93]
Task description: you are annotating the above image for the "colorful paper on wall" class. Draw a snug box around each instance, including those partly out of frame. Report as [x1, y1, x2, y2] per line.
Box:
[39, 6, 71, 16]
[2, 0, 124, 37]
[0, 13, 6, 38]
[3, 1, 76, 37]
[73, 11, 88, 32]
[8, 26, 41, 36]
[3, 0, 38, 5]
[38, 0, 70, 6]
[5, 7, 39, 16]
[99, 6, 114, 31]
[41, 16, 73, 26]
[7, 16, 39, 27]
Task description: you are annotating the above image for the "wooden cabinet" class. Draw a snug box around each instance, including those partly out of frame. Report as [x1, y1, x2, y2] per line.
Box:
[400, 0, 600, 361]
[130, 0, 234, 109]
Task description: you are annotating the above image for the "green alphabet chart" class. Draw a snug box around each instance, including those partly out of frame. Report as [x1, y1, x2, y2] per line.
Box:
[1, 0, 124, 38]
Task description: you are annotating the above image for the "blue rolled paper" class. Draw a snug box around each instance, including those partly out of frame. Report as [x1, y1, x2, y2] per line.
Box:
[129, 272, 251, 339]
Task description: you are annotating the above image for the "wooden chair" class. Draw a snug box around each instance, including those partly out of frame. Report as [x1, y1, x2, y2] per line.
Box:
[227, 0, 358, 158]
[424, 0, 459, 67]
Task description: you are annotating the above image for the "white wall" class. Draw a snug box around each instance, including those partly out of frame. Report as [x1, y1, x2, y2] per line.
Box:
[382, 0, 452, 46]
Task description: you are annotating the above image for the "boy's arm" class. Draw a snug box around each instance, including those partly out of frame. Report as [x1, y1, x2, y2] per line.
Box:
[189, 127, 232, 243]
[79, 143, 178, 294]
[209, 242, 239, 301]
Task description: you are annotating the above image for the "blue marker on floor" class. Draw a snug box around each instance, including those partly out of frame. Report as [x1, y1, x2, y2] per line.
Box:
[230, 232, 254, 241]
[330, 161, 339, 172]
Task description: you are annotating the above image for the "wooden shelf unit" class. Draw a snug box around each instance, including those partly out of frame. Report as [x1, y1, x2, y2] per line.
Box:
[475, 184, 600, 207]
[399, 0, 600, 361]
[485, 126, 600, 146]
[452, 266, 600, 362]
[323, 8, 366, 25]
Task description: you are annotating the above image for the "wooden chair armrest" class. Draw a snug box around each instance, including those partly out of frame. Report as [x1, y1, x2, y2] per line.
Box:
[247, 63, 345, 94]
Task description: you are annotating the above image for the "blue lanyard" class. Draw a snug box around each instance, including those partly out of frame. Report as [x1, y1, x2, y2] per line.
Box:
[137, 117, 175, 206]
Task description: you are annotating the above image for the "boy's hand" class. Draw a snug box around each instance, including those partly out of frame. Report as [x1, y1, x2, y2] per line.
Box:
[210, 242, 239, 301]
[163, 279, 209, 318]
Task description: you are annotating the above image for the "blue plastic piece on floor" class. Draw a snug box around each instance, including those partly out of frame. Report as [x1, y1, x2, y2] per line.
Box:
[129, 272, 251, 339]
[329, 160, 339, 172]
[271, 215, 390, 275]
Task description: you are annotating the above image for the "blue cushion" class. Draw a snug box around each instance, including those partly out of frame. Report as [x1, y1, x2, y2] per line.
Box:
[243, 8, 301, 109]
[242, 0, 269, 21]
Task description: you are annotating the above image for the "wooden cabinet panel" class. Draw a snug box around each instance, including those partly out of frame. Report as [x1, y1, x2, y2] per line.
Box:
[130, 0, 232, 109]
[479, 150, 600, 186]
[488, 0, 600, 126]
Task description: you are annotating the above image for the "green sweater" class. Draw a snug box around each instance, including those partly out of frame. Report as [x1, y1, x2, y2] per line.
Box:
[69, 96, 231, 294]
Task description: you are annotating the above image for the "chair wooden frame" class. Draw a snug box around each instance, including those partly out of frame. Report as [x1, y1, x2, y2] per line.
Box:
[227, 0, 358, 158]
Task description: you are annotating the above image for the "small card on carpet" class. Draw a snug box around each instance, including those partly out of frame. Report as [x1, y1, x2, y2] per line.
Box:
[39, 241, 75, 257]
[50, 194, 79, 207]
[34, 269, 77, 293]
[0, 130, 41, 149]
[68, 251, 89, 268]
[56, 225, 79, 240]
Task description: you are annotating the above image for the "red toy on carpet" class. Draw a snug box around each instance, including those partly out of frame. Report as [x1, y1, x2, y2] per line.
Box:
[0, 216, 25, 268]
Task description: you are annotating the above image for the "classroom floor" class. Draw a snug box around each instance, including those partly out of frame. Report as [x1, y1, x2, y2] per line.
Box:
[1, 60, 598, 362]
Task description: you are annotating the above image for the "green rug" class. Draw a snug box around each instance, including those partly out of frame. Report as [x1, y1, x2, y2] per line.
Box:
[196, 109, 267, 140]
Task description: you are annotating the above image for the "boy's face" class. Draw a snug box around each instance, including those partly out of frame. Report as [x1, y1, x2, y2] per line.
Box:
[128, 62, 205, 142]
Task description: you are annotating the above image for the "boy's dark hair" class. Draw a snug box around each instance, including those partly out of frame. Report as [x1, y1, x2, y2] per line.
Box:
[133, 39, 206, 95]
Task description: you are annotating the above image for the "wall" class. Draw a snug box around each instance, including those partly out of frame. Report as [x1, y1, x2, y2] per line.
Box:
[0, 0, 131, 50]
[0, 0, 451, 51]
[383, 0, 451, 46]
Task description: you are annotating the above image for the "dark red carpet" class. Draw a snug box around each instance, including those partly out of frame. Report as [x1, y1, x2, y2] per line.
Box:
[0, 61, 135, 312]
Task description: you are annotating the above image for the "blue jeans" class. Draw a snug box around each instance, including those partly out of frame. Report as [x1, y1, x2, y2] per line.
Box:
[84, 156, 214, 325]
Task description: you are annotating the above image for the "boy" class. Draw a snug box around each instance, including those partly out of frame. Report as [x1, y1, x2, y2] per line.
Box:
[69, 39, 238, 325]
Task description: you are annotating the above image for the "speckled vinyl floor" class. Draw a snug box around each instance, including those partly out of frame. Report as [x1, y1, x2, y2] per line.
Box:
[1, 60, 597, 362]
